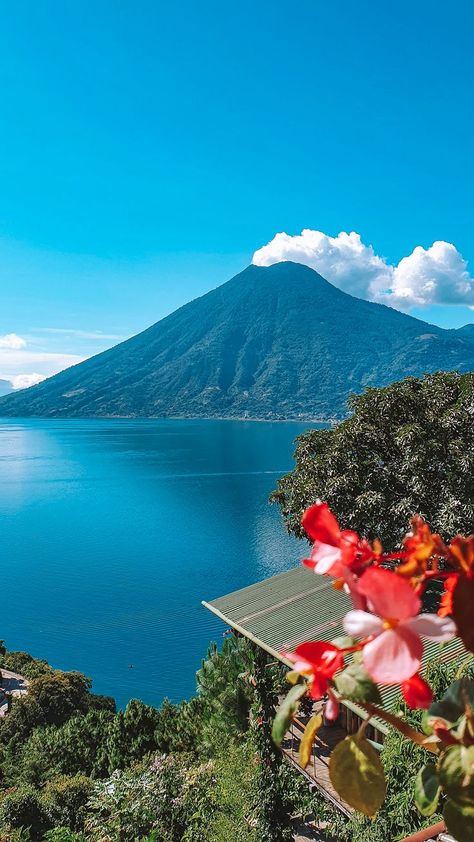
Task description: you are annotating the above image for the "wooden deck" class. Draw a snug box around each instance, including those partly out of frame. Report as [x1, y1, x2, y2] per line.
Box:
[281, 707, 352, 817]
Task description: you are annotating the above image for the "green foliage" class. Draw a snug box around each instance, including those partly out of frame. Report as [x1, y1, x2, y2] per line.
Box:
[414, 762, 441, 817]
[329, 658, 474, 842]
[272, 371, 474, 546]
[249, 646, 293, 842]
[334, 663, 382, 704]
[0, 670, 100, 753]
[196, 637, 253, 751]
[329, 734, 386, 817]
[0, 786, 51, 840]
[42, 776, 94, 832]
[271, 684, 306, 746]
[0, 652, 51, 680]
[205, 741, 256, 842]
[2, 710, 116, 787]
[43, 831, 87, 842]
[85, 755, 217, 842]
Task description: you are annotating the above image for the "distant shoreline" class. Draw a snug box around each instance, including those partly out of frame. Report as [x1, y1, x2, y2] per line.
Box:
[0, 413, 339, 425]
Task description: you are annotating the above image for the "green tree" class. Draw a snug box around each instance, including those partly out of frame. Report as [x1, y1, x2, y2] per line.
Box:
[42, 775, 94, 832]
[0, 787, 51, 840]
[206, 741, 257, 842]
[43, 831, 87, 842]
[196, 637, 253, 751]
[0, 651, 52, 680]
[249, 646, 293, 842]
[3, 710, 116, 787]
[272, 372, 474, 547]
[0, 670, 95, 752]
[123, 700, 161, 762]
[84, 756, 215, 842]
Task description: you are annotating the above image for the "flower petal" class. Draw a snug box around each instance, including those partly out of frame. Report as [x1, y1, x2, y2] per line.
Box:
[405, 614, 457, 642]
[307, 541, 344, 575]
[309, 674, 328, 699]
[324, 693, 340, 721]
[302, 502, 341, 546]
[358, 567, 421, 620]
[292, 641, 344, 675]
[401, 673, 433, 709]
[343, 610, 384, 638]
[362, 625, 423, 683]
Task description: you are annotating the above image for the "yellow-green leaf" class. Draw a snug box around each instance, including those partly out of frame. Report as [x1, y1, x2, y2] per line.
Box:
[272, 683, 307, 746]
[329, 734, 386, 816]
[286, 670, 301, 685]
[444, 799, 474, 842]
[299, 713, 323, 769]
[439, 745, 474, 807]
[414, 762, 441, 817]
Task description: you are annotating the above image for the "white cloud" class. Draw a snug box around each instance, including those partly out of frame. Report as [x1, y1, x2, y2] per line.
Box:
[9, 373, 46, 390]
[0, 333, 27, 349]
[36, 328, 126, 341]
[388, 242, 474, 308]
[0, 344, 84, 392]
[0, 326, 121, 393]
[252, 230, 474, 310]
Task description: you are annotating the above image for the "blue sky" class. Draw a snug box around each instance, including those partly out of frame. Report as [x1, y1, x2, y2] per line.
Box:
[1, 1, 473, 386]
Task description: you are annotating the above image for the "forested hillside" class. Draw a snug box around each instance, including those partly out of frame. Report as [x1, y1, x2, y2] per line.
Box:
[1, 262, 473, 420]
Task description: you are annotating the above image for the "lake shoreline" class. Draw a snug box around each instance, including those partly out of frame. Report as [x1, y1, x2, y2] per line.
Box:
[0, 413, 338, 425]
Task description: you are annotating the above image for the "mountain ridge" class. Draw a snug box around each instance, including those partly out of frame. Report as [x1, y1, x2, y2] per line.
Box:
[1, 261, 473, 420]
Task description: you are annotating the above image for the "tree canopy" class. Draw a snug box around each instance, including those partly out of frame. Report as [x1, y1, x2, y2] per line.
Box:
[271, 371, 474, 547]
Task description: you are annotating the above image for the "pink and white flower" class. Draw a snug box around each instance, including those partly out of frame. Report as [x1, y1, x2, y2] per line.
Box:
[343, 567, 456, 683]
[302, 502, 359, 576]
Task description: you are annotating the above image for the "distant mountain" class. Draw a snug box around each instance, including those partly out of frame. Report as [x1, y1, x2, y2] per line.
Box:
[455, 323, 474, 340]
[0, 262, 473, 420]
[0, 380, 13, 398]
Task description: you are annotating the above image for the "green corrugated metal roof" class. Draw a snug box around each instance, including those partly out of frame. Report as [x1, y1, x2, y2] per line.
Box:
[203, 566, 349, 661]
[203, 566, 467, 731]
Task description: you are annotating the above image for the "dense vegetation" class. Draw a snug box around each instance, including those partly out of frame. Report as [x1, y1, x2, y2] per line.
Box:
[1, 637, 468, 841]
[272, 370, 474, 546]
[0, 262, 473, 420]
[0, 639, 316, 841]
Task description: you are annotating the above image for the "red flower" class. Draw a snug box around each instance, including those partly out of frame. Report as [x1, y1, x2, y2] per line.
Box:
[438, 573, 458, 617]
[401, 673, 433, 709]
[447, 535, 474, 576]
[397, 515, 437, 578]
[284, 641, 344, 700]
[324, 690, 340, 721]
[301, 502, 361, 576]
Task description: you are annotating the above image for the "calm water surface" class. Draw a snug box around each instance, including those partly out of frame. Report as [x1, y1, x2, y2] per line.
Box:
[0, 418, 323, 708]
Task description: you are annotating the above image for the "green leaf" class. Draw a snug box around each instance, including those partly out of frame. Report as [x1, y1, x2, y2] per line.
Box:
[427, 678, 474, 728]
[334, 663, 382, 704]
[444, 799, 474, 842]
[272, 683, 307, 746]
[329, 734, 386, 816]
[286, 670, 301, 685]
[414, 762, 441, 817]
[439, 745, 474, 807]
[331, 635, 354, 649]
[421, 710, 434, 736]
[298, 713, 323, 769]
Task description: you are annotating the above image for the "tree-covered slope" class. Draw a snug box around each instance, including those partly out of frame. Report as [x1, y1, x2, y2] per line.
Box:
[271, 371, 474, 546]
[1, 262, 473, 419]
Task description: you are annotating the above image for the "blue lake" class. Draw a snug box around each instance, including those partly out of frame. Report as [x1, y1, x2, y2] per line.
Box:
[0, 418, 321, 708]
